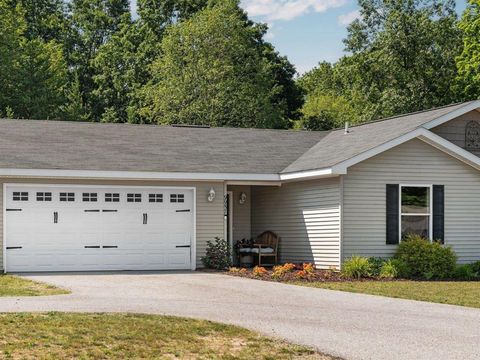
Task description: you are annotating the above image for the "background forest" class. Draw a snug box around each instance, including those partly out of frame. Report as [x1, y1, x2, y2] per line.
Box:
[0, 0, 479, 130]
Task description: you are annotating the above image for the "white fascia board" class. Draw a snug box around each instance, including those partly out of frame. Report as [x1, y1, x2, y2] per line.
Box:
[0, 168, 281, 182]
[417, 130, 480, 171]
[422, 101, 480, 129]
[333, 128, 427, 173]
[279, 167, 337, 181]
[333, 127, 480, 173]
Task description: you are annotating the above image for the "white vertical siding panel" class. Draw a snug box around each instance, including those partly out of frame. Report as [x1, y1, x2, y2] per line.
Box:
[0, 179, 224, 271]
[251, 178, 341, 269]
[343, 138, 480, 263]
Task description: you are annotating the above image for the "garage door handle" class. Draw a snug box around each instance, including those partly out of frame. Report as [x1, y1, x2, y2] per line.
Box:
[6, 246, 22, 250]
[6, 208, 22, 212]
[176, 245, 191, 248]
[85, 209, 100, 212]
[176, 209, 190, 213]
[85, 245, 100, 249]
[102, 209, 118, 212]
[102, 245, 118, 249]
[143, 213, 147, 224]
[54, 211, 58, 224]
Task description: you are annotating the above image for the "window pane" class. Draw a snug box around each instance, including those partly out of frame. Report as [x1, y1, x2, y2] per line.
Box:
[401, 187, 429, 214]
[401, 215, 429, 239]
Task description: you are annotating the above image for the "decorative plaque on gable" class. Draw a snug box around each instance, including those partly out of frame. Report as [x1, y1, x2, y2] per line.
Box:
[466, 121, 480, 150]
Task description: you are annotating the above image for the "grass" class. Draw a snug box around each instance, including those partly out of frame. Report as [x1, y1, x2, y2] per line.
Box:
[291, 280, 480, 308]
[0, 313, 332, 359]
[0, 275, 69, 296]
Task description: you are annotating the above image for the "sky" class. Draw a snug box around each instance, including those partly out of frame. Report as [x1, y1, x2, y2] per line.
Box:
[130, 0, 467, 75]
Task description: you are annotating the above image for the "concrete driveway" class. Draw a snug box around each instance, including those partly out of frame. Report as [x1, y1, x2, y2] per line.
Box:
[0, 272, 479, 360]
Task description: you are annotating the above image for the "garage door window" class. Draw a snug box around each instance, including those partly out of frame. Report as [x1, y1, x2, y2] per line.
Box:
[60, 192, 75, 202]
[170, 194, 184, 203]
[127, 193, 141, 202]
[149, 194, 163, 203]
[83, 193, 98, 202]
[13, 192, 28, 201]
[36, 192, 52, 201]
[105, 193, 120, 202]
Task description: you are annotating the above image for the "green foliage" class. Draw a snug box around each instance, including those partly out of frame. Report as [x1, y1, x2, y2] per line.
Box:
[456, 0, 480, 100]
[394, 234, 457, 279]
[379, 260, 398, 279]
[452, 264, 479, 280]
[367, 257, 387, 277]
[342, 256, 372, 279]
[201, 237, 232, 270]
[141, 0, 292, 128]
[299, 0, 463, 127]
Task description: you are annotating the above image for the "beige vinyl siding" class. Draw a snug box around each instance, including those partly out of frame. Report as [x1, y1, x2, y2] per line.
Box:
[431, 110, 480, 157]
[229, 186, 251, 242]
[0, 178, 224, 271]
[251, 178, 341, 269]
[342, 138, 480, 263]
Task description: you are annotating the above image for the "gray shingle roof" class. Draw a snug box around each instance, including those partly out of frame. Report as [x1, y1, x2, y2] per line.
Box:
[282, 102, 476, 173]
[0, 120, 325, 173]
[0, 101, 476, 175]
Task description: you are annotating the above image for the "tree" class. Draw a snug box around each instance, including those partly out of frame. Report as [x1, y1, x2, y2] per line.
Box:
[0, 1, 68, 119]
[68, 0, 130, 120]
[140, 0, 284, 128]
[60, 73, 90, 121]
[456, 0, 480, 100]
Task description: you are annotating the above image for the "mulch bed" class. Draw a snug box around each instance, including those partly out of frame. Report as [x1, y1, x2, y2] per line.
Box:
[226, 268, 350, 283]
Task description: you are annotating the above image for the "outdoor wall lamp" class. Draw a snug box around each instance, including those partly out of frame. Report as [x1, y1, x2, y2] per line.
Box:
[239, 192, 247, 205]
[208, 187, 216, 202]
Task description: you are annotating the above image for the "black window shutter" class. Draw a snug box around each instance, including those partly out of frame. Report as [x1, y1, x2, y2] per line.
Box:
[386, 184, 399, 245]
[432, 185, 445, 244]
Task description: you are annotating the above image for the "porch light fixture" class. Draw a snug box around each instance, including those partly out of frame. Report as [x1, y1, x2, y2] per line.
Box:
[207, 187, 216, 202]
[239, 192, 247, 205]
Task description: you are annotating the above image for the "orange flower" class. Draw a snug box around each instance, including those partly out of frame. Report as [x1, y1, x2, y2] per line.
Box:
[253, 266, 268, 277]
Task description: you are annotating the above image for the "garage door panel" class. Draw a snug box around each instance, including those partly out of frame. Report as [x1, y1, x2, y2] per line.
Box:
[5, 185, 194, 272]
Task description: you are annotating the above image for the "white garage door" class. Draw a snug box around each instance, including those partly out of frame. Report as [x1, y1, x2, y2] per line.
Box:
[4, 185, 195, 272]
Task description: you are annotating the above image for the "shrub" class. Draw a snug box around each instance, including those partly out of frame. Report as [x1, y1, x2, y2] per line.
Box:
[294, 270, 308, 279]
[368, 257, 387, 277]
[389, 258, 410, 279]
[470, 261, 480, 274]
[342, 256, 372, 279]
[201, 237, 231, 270]
[379, 260, 398, 279]
[252, 266, 268, 277]
[393, 234, 457, 279]
[453, 264, 479, 280]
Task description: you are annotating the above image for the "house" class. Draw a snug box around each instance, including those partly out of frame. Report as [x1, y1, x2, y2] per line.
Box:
[2, 100, 480, 272]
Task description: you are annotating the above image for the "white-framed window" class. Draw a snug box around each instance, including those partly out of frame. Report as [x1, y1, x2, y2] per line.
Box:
[60, 192, 75, 202]
[149, 194, 163, 203]
[105, 193, 120, 202]
[170, 194, 184, 203]
[36, 192, 52, 201]
[127, 193, 141, 203]
[400, 184, 432, 241]
[82, 192, 98, 202]
[13, 191, 28, 201]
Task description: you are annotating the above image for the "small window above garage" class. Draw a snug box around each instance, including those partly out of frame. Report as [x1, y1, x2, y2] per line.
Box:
[83, 192, 97, 202]
[127, 193, 141, 202]
[13, 192, 28, 201]
[149, 194, 163, 203]
[36, 192, 52, 201]
[105, 193, 120, 202]
[170, 194, 185, 203]
[60, 192, 75, 202]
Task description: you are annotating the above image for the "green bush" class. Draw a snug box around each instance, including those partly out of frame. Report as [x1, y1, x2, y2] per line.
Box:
[379, 260, 398, 279]
[368, 257, 387, 277]
[393, 234, 457, 279]
[470, 261, 480, 274]
[201, 237, 232, 270]
[389, 258, 410, 279]
[452, 264, 479, 280]
[342, 256, 372, 279]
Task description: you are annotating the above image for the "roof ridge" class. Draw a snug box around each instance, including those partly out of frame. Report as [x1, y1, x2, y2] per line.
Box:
[329, 101, 476, 132]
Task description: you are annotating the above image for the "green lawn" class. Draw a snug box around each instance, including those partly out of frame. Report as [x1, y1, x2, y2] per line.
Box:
[292, 280, 480, 308]
[0, 313, 331, 359]
[0, 275, 69, 296]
